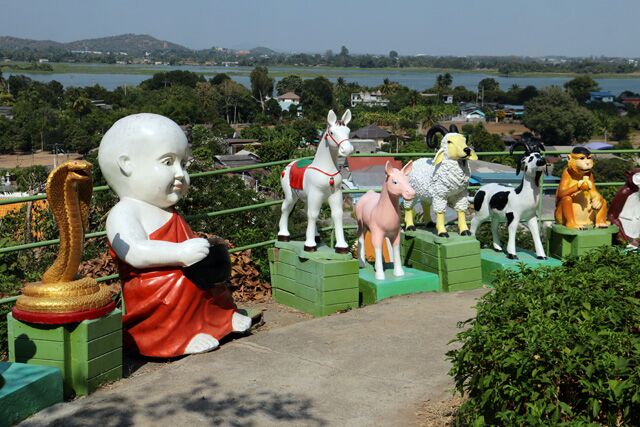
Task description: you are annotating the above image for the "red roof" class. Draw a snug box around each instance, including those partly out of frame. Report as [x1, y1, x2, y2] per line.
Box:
[277, 92, 300, 101]
[347, 157, 402, 171]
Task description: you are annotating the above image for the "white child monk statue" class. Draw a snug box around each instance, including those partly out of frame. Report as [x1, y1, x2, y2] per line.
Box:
[99, 113, 251, 357]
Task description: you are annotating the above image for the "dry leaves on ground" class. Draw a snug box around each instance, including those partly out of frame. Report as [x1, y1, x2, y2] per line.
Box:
[415, 395, 463, 427]
[78, 236, 271, 303]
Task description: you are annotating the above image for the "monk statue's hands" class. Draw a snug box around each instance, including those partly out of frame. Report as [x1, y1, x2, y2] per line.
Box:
[179, 238, 210, 267]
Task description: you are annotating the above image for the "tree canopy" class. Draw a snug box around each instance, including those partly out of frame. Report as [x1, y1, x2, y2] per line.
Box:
[276, 75, 303, 96]
[564, 76, 599, 103]
[523, 86, 596, 145]
[250, 66, 274, 111]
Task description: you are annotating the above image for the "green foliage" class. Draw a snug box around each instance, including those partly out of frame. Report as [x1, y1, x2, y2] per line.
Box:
[250, 66, 274, 110]
[190, 124, 227, 160]
[612, 117, 631, 141]
[462, 123, 515, 167]
[477, 78, 502, 102]
[264, 98, 282, 121]
[257, 135, 298, 162]
[448, 247, 640, 425]
[276, 75, 303, 96]
[436, 73, 453, 91]
[8, 165, 49, 192]
[209, 73, 231, 85]
[300, 77, 334, 120]
[524, 87, 596, 145]
[398, 137, 429, 160]
[140, 70, 206, 90]
[564, 76, 600, 103]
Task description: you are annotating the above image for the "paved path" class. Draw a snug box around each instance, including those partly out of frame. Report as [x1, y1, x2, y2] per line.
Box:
[21, 289, 486, 427]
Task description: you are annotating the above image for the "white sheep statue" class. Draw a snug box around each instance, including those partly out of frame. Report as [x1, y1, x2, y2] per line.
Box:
[404, 125, 478, 237]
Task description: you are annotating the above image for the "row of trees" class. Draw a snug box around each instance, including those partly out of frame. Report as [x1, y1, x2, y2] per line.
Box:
[0, 67, 462, 154]
[1, 67, 639, 156]
[3, 45, 639, 74]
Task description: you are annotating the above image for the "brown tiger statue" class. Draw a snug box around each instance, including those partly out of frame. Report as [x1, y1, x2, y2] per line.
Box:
[555, 147, 609, 229]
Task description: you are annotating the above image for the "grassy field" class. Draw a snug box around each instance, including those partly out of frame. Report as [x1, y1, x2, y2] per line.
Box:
[3, 61, 640, 79]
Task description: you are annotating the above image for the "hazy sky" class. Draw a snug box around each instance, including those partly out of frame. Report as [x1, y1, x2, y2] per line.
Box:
[1, 0, 639, 57]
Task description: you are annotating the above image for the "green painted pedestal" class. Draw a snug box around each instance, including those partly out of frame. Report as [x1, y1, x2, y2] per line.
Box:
[480, 249, 563, 285]
[268, 243, 359, 317]
[401, 229, 482, 292]
[7, 309, 123, 398]
[0, 362, 63, 427]
[549, 224, 618, 259]
[358, 264, 439, 305]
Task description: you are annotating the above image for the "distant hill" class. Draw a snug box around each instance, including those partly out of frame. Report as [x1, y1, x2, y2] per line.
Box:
[65, 34, 190, 55]
[0, 34, 191, 55]
[0, 36, 65, 50]
[250, 46, 277, 56]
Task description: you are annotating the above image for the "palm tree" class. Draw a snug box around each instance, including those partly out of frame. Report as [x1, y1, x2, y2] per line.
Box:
[72, 97, 92, 115]
[436, 73, 453, 91]
[418, 107, 438, 133]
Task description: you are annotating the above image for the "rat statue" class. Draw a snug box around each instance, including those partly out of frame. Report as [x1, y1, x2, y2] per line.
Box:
[99, 113, 251, 358]
[608, 168, 640, 247]
[555, 147, 608, 229]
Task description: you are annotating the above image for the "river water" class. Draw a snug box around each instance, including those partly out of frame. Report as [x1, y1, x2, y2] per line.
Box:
[6, 64, 640, 95]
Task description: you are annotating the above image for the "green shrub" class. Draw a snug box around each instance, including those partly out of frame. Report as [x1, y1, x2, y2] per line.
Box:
[448, 247, 640, 426]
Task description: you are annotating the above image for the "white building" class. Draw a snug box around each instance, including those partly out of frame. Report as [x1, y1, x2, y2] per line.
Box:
[277, 92, 300, 108]
[351, 91, 390, 108]
[276, 92, 302, 116]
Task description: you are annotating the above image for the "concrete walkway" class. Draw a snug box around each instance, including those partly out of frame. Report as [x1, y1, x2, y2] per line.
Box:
[20, 289, 486, 427]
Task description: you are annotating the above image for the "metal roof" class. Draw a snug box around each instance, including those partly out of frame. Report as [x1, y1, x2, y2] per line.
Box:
[350, 125, 392, 139]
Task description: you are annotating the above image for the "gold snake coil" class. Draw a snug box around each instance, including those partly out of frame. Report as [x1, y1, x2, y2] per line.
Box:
[16, 160, 113, 313]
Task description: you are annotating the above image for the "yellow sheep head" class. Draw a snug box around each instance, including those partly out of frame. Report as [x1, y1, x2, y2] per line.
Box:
[434, 133, 478, 164]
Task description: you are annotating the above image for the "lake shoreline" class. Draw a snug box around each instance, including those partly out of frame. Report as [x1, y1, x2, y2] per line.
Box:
[3, 61, 640, 80]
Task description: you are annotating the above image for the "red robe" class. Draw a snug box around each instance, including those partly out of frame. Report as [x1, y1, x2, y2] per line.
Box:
[111, 212, 237, 358]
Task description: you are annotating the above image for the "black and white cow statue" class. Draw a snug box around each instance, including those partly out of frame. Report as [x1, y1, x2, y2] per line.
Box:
[470, 140, 548, 259]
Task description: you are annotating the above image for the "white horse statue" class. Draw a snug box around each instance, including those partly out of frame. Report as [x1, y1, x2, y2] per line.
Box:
[278, 109, 354, 253]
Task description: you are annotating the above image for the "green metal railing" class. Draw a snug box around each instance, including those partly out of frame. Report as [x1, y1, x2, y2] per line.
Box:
[0, 148, 638, 305]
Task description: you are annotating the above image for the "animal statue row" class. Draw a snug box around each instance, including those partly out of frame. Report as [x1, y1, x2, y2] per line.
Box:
[609, 168, 640, 247]
[555, 147, 609, 229]
[278, 109, 354, 252]
[470, 140, 548, 259]
[404, 125, 478, 237]
[356, 161, 415, 280]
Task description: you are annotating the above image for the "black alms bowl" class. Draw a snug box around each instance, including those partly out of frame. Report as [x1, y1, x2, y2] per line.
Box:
[183, 238, 232, 289]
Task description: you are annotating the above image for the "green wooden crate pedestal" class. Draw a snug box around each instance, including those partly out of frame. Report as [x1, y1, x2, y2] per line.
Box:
[7, 309, 123, 398]
[549, 224, 618, 259]
[269, 242, 359, 317]
[0, 362, 63, 427]
[401, 229, 482, 292]
[480, 249, 562, 285]
[358, 264, 439, 305]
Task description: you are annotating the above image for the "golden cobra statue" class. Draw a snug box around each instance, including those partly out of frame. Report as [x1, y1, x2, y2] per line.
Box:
[14, 160, 114, 321]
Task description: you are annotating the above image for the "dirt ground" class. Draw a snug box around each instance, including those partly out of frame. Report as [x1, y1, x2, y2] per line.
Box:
[415, 395, 464, 427]
[630, 130, 640, 148]
[443, 120, 530, 136]
[0, 151, 82, 169]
